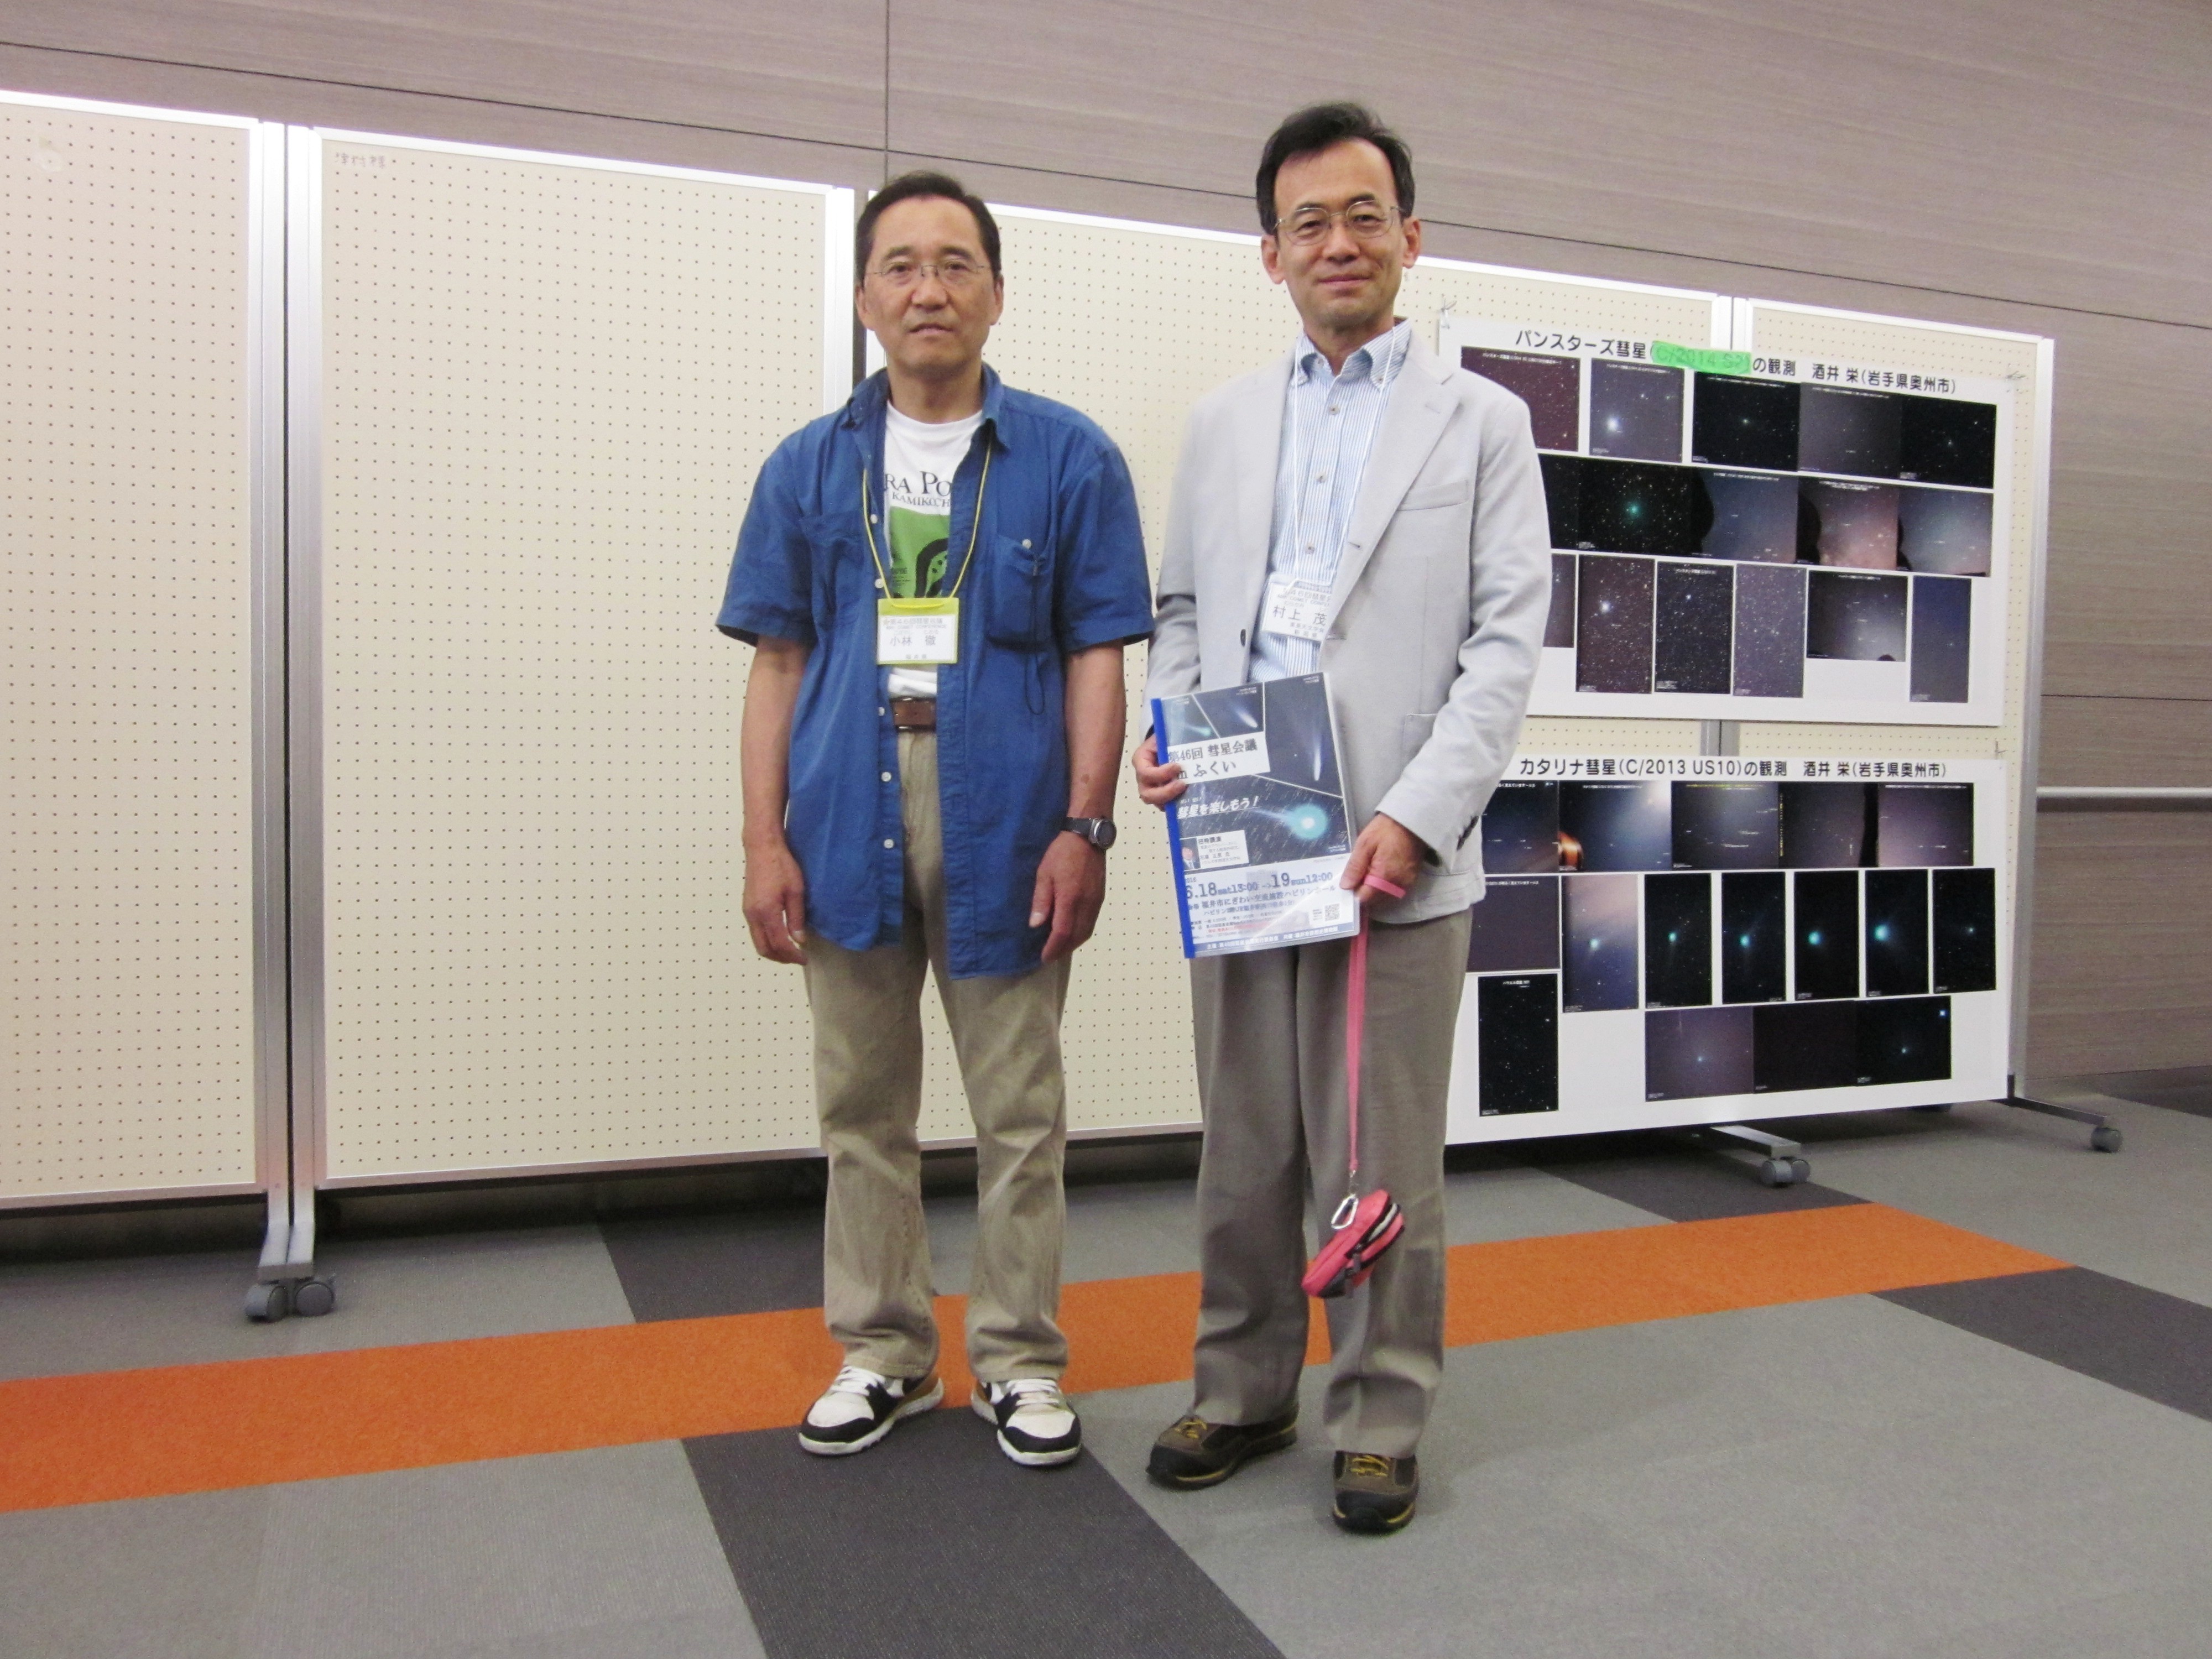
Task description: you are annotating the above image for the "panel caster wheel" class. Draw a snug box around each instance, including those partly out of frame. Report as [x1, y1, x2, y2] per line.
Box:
[2090, 1125, 2123, 1154]
[293, 1276, 337, 1317]
[1789, 1157, 1811, 1183]
[246, 1280, 292, 1322]
[1757, 1157, 1798, 1187]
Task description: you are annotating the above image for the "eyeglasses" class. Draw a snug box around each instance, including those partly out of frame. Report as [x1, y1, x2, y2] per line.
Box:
[1279, 204, 1402, 247]
[867, 255, 991, 290]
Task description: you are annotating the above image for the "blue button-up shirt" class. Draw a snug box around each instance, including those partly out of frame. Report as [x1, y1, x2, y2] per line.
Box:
[1249, 320, 1413, 683]
[718, 367, 1152, 979]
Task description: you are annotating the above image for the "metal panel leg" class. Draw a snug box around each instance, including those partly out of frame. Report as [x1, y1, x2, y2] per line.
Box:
[2004, 1081, 2124, 1152]
[1669, 1122, 1811, 1187]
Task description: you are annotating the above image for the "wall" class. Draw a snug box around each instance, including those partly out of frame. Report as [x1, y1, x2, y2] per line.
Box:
[3, 0, 2205, 1074]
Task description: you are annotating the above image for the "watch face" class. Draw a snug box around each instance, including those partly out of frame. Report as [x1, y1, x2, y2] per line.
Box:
[1090, 818, 1117, 850]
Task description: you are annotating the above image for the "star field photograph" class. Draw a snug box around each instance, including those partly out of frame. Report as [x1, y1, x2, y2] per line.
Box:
[1897, 486, 1992, 575]
[1798, 384, 1902, 478]
[1540, 453, 1584, 549]
[1652, 561, 1734, 695]
[1645, 873, 1713, 1007]
[1932, 867, 1998, 993]
[1753, 999, 1860, 1093]
[1806, 570, 1908, 661]
[1691, 373, 1800, 472]
[1466, 875, 1561, 973]
[1910, 575, 1973, 705]
[1793, 869, 1861, 1000]
[1645, 1005, 1755, 1100]
[1589, 359, 1685, 462]
[1876, 782, 1974, 868]
[1898, 394, 1997, 488]
[1698, 470, 1799, 563]
[1858, 996, 1952, 1085]
[1721, 872, 1788, 1003]
[1464, 347, 1580, 452]
[1673, 782, 1781, 870]
[1562, 872, 1640, 1012]
[1864, 868, 1931, 997]
[1732, 563, 1806, 698]
[1480, 781, 1561, 874]
[1578, 461, 1698, 555]
[1546, 554, 1577, 648]
[1803, 479, 1901, 569]
[1781, 782, 1873, 869]
[1561, 780, 1672, 872]
[1479, 973, 1559, 1115]
[1575, 555, 1655, 693]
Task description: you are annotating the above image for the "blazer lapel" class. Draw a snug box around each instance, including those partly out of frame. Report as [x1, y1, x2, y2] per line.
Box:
[1228, 351, 1294, 645]
[1326, 341, 1453, 631]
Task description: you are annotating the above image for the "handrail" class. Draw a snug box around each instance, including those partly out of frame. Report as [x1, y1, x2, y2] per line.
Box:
[2037, 786, 2212, 804]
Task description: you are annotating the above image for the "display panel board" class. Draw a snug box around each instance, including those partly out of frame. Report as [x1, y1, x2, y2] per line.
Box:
[1444, 316, 2012, 727]
[1447, 753, 2008, 1142]
[301, 130, 852, 1182]
[2, 93, 277, 1204]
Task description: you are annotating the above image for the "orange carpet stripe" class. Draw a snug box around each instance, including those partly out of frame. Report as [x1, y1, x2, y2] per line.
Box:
[0, 1204, 2063, 1514]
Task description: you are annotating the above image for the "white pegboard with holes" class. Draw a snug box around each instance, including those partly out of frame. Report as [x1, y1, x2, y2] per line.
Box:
[309, 132, 847, 1180]
[1, 96, 263, 1201]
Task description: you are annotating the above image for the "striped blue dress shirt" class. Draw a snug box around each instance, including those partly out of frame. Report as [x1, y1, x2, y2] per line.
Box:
[1248, 318, 1415, 684]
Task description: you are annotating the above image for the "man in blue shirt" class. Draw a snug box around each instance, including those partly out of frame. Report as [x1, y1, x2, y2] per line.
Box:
[719, 173, 1152, 1468]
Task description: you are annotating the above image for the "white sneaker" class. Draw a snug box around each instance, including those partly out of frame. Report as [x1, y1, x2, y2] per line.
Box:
[797, 1364, 943, 1456]
[972, 1377, 1083, 1467]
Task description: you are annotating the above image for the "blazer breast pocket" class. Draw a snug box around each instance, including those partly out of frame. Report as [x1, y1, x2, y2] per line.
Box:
[1397, 476, 1474, 513]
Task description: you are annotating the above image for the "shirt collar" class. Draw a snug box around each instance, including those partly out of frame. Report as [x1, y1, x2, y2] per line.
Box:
[1291, 318, 1412, 389]
[843, 363, 1010, 447]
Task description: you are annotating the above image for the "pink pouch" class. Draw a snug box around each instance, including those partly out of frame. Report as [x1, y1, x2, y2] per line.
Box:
[1301, 873, 1407, 1302]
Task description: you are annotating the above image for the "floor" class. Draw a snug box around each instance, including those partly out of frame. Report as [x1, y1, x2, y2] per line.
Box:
[4, 1092, 2211, 1658]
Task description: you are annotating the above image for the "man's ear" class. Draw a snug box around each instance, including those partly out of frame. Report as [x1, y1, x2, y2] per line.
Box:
[1260, 234, 1286, 285]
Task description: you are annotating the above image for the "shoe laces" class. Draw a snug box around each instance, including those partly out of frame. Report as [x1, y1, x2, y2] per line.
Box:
[1168, 1414, 1208, 1442]
[1342, 1453, 1394, 1480]
[996, 1377, 1067, 1408]
[827, 1364, 892, 1397]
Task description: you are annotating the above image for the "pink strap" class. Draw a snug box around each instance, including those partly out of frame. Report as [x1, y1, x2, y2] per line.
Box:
[1344, 873, 1406, 1183]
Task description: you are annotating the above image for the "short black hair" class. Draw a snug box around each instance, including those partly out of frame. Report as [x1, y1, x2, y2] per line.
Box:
[856, 170, 1002, 276]
[1254, 103, 1416, 236]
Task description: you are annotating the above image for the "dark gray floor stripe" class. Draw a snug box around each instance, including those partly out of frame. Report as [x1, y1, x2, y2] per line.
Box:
[1883, 1267, 2212, 1422]
[601, 1203, 824, 1321]
[1500, 1130, 1866, 1222]
[686, 1412, 1283, 1659]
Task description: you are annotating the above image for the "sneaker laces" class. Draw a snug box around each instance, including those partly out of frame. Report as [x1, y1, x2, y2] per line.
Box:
[826, 1364, 892, 1397]
[1167, 1414, 1208, 1442]
[1342, 1453, 1395, 1480]
[996, 1377, 1067, 1408]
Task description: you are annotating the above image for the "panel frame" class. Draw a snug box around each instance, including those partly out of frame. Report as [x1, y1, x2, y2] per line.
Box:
[0, 89, 282, 1212]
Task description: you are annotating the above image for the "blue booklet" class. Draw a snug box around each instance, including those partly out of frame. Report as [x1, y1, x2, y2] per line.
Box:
[1152, 673, 1359, 958]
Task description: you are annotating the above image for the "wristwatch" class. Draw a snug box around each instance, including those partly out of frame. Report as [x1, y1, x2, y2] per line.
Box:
[1062, 816, 1117, 851]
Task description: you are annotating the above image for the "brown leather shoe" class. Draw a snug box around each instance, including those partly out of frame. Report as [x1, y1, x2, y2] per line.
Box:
[1145, 1409, 1298, 1489]
[1331, 1451, 1418, 1533]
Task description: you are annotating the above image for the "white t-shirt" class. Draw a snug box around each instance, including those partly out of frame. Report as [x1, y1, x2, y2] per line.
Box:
[881, 403, 984, 701]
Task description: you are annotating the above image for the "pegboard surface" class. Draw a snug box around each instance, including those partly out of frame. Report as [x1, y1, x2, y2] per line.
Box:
[315, 137, 836, 1177]
[1, 102, 259, 1198]
[1738, 305, 2041, 950]
[980, 211, 1296, 1137]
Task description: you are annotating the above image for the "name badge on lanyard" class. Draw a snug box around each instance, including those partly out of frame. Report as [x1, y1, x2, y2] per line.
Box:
[1261, 573, 1333, 643]
[877, 596, 960, 665]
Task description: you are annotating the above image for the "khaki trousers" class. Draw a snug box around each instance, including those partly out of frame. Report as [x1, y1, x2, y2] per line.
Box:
[802, 730, 1072, 1384]
[1186, 907, 1472, 1459]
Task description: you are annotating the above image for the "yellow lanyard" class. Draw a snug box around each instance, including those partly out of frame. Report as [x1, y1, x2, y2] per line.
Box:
[860, 439, 993, 600]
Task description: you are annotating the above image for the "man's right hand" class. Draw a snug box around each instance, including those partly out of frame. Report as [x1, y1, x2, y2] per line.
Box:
[743, 840, 808, 964]
[1131, 733, 1186, 809]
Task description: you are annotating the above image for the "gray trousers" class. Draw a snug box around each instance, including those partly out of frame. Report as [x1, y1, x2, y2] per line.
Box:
[802, 731, 1072, 1384]
[1186, 907, 1472, 1459]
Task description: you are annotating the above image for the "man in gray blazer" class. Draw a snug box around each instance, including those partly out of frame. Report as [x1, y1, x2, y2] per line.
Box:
[1132, 102, 1551, 1534]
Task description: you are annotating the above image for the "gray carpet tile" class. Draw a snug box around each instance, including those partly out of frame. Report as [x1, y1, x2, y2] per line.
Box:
[686, 1409, 1282, 1659]
[601, 1204, 826, 1321]
[1506, 1129, 1866, 1221]
[1883, 1266, 2212, 1422]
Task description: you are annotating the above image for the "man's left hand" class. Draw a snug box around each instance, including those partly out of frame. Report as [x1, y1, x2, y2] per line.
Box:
[1031, 832, 1107, 962]
[1341, 813, 1425, 901]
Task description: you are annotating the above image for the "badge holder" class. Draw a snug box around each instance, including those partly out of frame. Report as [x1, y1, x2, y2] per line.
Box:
[1301, 872, 1408, 1301]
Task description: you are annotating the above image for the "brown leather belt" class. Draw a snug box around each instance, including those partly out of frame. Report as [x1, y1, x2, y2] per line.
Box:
[890, 698, 937, 731]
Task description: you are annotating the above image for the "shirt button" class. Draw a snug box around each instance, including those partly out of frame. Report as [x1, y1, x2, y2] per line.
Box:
[881, 770, 892, 782]
[1021, 538, 1032, 549]
[883, 839, 895, 849]
[878, 706, 886, 716]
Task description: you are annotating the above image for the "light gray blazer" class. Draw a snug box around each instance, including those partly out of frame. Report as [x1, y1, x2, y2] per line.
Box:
[1147, 332, 1553, 924]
